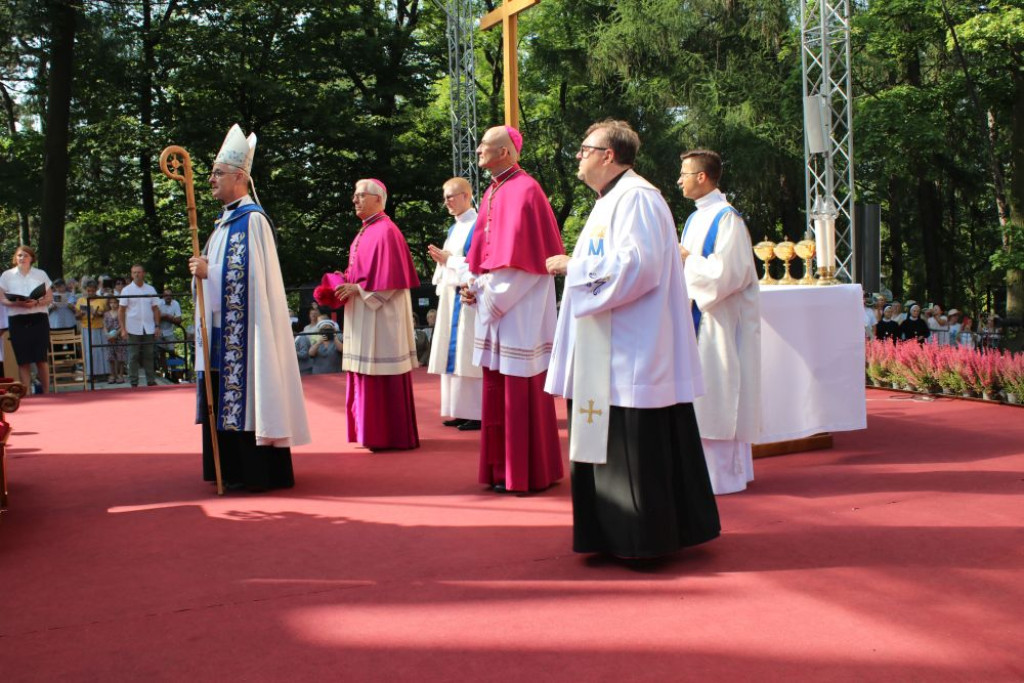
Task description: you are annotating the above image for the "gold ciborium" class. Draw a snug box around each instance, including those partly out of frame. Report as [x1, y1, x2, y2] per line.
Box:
[773, 239, 797, 285]
[753, 237, 778, 285]
[794, 239, 817, 285]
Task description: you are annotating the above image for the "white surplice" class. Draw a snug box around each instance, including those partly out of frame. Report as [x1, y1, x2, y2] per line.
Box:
[196, 195, 310, 448]
[469, 269, 557, 379]
[680, 188, 761, 494]
[427, 208, 482, 419]
[546, 171, 705, 457]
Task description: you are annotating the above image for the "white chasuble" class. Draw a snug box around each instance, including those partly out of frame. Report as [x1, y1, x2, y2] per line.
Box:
[546, 170, 705, 462]
[193, 196, 311, 447]
[342, 287, 417, 376]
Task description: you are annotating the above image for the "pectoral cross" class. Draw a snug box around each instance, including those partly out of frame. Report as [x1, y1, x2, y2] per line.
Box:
[480, 0, 541, 129]
[579, 399, 603, 424]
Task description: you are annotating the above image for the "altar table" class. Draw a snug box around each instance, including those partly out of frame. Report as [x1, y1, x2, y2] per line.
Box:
[755, 283, 867, 448]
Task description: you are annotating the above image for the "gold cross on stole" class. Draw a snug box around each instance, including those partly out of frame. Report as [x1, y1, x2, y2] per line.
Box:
[579, 399, 603, 425]
[480, 0, 541, 129]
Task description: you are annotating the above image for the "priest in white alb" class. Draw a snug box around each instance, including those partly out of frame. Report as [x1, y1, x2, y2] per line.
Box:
[677, 149, 762, 495]
[426, 177, 482, 431]
[546, 120, 720, 558]
[189, 124, 311, 492]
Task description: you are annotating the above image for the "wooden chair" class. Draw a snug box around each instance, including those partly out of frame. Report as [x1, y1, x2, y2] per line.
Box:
[49, 328, 87, 392]
[0, 377, 27, 513]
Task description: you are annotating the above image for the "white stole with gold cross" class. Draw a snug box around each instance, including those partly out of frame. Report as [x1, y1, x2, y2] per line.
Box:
[569, 196, 616, 464]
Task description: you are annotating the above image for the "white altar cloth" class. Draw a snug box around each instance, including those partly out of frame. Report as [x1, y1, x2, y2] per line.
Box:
[756, 283, 867, 444]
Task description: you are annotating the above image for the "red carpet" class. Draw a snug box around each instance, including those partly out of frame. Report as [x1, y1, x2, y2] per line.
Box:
[1, 375, 1022, 681]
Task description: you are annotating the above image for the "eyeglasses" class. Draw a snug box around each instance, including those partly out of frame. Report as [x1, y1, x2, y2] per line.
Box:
[679, 171, 702, 177]
[578, 145, 609, 158]
[444, 192, 466, 201]
[352, 192, 374, 201]
[209, 169, 239, 178]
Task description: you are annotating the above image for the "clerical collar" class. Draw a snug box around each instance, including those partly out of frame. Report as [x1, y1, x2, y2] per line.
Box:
[361, 211, 386, 227]
[694, 188, 726, 210]
[491, 164, 520, 184]
[597, 168, 631, 198]
[456, 208, 477, 222]
[224, 197, 244, 211]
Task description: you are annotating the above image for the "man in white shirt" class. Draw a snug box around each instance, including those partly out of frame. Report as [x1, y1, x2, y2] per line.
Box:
[118, 264, 162, 387]
[156, 288, 182, 372]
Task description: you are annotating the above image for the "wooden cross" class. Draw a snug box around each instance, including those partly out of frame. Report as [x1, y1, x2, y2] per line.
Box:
[480, 0, 541, 130]
[579, 399, 603, 425]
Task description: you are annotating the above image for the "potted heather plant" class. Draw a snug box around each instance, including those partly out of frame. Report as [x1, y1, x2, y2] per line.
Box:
[970, 351, 1002, 400]
[936, 346, 968, 395]
[865, 339, 891, 386]
[904, 342, 942, 393]
[1000, 352, 1024, 405]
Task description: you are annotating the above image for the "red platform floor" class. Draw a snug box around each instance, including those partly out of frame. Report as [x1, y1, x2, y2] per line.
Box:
[1, 372, 1021, 681]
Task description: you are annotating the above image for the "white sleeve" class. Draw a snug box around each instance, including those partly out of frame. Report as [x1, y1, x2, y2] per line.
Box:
[471, 269, 547, 327]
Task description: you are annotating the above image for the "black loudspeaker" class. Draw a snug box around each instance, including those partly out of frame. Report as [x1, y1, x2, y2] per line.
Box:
[855, 203, 881, 293]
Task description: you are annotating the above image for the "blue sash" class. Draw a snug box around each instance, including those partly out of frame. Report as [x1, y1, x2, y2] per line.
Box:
[446, 224, 476, 373]
[683, 206, 739, 338]
[196, 203, 267, 430]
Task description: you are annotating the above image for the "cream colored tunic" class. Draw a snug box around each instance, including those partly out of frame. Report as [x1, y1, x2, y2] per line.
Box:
[342, 288, 417, 376]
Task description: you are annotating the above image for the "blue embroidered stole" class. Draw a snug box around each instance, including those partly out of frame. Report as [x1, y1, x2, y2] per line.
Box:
[199, 203, 267, 431]
[445, 223, 475, 373]
[683, 206, 739, 338]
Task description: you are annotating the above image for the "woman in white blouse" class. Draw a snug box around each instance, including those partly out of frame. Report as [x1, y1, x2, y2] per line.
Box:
[0, 245, 53, 392]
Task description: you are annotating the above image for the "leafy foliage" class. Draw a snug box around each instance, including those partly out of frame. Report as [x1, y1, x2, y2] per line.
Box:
[0, 0, 1020, 322]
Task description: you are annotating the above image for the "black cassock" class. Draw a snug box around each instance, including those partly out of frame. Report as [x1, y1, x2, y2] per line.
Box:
[569, 400, 720, 558]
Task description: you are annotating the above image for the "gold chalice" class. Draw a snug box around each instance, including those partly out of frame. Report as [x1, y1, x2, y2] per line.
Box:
[753, 238, 777, 285]
[773, 239, 797, 285]
[794, 239, 817, 285]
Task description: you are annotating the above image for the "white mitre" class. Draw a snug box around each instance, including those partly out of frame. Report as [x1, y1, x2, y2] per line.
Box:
[215, 123, 256, 174]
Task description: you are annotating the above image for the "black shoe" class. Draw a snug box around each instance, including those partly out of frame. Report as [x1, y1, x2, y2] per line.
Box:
[492, 483, 508, 493]
[443, 418, 467, 427]
[146, 381, 157, 387]
[457, 420, 481, 431]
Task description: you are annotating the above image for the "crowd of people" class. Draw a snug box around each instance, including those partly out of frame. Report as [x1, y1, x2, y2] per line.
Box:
[0, 259, 188, 391]
[863, 293, 1005, 349]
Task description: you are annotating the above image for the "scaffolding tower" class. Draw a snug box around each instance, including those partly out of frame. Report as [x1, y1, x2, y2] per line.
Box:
[801, 0, 855, 282]
[446, 0, 480, 199]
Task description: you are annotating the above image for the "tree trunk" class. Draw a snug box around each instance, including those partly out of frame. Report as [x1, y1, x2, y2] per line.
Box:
[917, 176, 944, 304]
[1005, 69, 1024, 321]
[37, 0, 77, 279]
[140, 0, 161, 287]
[887, 176, 904, 301]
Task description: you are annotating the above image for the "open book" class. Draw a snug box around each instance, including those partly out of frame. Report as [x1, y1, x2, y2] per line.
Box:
[6, 282, 47, 302]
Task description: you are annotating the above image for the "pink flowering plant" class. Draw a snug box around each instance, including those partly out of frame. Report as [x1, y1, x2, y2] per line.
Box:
[999, 351, 1024, 397]
[901, 342, 942, 391]
[936, 346, 969, 394]
[968, 350, 1002, 395]
[865, 340, 1023, 402]
[865, 339, 894, 384]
